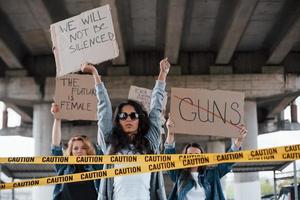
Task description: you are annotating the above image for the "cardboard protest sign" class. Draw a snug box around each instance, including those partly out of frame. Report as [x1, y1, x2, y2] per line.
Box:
[50, 4, 119, 77]
[54, 74, 97, 120]
[170, 88, 244, 137]
[128, 85, 168, 113]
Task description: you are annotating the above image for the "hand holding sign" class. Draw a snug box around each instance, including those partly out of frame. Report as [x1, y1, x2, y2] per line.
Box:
[165, 113, 175, 144]
[81, 63, 97, 75]
[51, 103, 60, 119]
[234, 124, 248, 149]
[166, 113, 175, 132]
[80, 63, 102, 85]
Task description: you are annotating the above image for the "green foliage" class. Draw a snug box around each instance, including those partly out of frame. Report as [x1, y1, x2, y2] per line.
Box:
[261, 178, 273, 196]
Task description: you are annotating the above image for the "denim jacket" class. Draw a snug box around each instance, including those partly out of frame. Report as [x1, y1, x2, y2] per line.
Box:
[164, 143, 240, 200]
[96, 80, 167, 200]
[51, 145, 103, 200]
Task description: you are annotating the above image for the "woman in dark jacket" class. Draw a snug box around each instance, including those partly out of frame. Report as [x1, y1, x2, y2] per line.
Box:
[164, 115, 247, 200]
[51, 104, 103, 200]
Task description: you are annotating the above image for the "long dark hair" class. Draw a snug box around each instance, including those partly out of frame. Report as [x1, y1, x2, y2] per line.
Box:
[178, 143, 206, 189]
[109, 100, 152, 154]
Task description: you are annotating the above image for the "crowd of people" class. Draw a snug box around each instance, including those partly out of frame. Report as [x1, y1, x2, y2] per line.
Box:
[50, 58, 247, 200]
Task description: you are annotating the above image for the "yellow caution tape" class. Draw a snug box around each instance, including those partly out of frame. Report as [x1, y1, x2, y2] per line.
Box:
[0, 144, 300, 190]
[0, 144, 300, 164]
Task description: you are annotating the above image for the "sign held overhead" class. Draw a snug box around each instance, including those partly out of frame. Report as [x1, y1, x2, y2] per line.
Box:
[54, 74, 97, 121]
[128, 85, 168, 113]
[51, 5, 119, 77]
[170, 88, 244, 138]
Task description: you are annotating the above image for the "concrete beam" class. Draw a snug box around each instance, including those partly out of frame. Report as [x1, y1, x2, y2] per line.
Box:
[0, 124, 215, 143]
[101, 0, 126, 65]
[0, 10, 27, 69]
[1, 74, 300, 103]
[267, 5, 300, 64]
[209, 65, 233, 74]
[164, 0, 186, 64]
[5, 69, 28, 77]
[0, 124, 98, 141]
[107, 66, 130, 76]
[26, 0, 55, 49]
[0, 77, 41, 101]
[261, 66, 284, 74]
[5, 103, 33, 123]
[26, 0, 69, 51]
[43, 74, 300, 101]
[216, 0, 258, 64]
[267, 96, 297, 118]
[1, 165, 13, 178]
[0, 126, 32, 137]
[259, 120, 300, 134]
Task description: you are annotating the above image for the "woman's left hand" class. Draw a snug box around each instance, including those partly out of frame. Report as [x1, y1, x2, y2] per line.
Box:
[158, 58, 171, 81]
[160, 58, 171, 75]
[234, 124, 248, 148]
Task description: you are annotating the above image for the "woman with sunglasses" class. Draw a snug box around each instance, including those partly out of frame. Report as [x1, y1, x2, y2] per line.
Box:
[51, 103, 103, 200]
[164, 115, 247, 200]
[81, 58, 170, 200]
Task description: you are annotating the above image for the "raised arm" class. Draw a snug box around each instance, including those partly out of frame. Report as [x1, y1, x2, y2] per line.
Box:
[164, 115, 179, 182]
[145, 58, 171, 152]
[157, 58, 170, 82]
[215, 124, 248, 178]
[81, 63, 112, 153]
[165, 113, 174, 144]
[233, 124, 247, 149]
[51, 103, 61, 147]
[50, 103, 66, 172]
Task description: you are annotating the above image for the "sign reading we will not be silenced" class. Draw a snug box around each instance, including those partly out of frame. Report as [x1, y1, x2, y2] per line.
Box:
[54, 74, 97, 121]
[170, 88, 245, 138]
[50, 5, 119, 77]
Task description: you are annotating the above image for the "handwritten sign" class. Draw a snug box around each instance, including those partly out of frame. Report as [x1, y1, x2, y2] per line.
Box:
[50, 5, 119, 77]
[128, 85, 168, 113]
[170, 88, 244, 137]
[54, 74, 97, 120]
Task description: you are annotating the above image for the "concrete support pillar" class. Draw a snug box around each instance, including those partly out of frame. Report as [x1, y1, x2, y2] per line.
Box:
[2, 106, 8, 129]
[207, 141, 225, 153]
[291, 100, 298, 123]
[32, 103, 53, 200]
[234, 101, 261, 200]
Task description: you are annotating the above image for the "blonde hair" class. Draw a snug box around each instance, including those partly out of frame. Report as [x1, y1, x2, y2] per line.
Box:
[65, 135, 96, 156]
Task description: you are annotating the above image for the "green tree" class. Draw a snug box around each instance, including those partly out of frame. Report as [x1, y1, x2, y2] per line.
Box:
[261, 178, 273, 195]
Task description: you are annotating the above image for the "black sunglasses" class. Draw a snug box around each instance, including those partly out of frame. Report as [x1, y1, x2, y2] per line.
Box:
[118, 112, 140, 121]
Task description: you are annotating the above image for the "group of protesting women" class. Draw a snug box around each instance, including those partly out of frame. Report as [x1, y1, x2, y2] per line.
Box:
[50, 58, 247, 200]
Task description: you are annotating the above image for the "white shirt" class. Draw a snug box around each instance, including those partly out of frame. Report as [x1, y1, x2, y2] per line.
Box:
[185, 172, 206, 200]
[113, 148, 151, 200]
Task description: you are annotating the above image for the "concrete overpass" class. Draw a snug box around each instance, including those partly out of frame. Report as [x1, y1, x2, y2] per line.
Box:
[0, 0, 300, 199]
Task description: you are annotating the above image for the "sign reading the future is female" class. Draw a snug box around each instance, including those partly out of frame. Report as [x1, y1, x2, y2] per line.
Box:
[54, 74, 97, 121]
